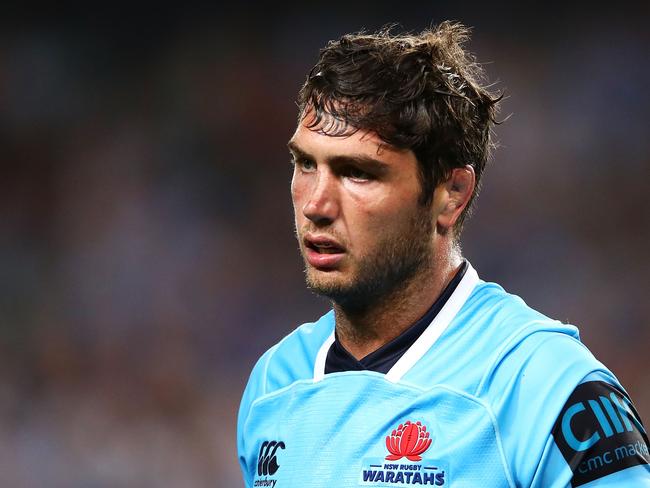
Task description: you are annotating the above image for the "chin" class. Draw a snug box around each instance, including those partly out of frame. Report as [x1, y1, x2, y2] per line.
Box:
[305, 268, 352, 296]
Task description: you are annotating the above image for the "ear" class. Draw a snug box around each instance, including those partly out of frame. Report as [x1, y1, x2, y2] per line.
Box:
[435, 165, 476, 231]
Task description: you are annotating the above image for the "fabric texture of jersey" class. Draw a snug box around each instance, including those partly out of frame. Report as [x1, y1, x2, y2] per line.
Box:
[238, 263, 650, 487]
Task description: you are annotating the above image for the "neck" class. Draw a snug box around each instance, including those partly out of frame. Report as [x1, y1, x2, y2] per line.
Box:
[333, 246, 463, 360]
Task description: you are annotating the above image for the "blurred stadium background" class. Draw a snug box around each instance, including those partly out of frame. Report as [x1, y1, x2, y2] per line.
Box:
[1, 3, 648, 486]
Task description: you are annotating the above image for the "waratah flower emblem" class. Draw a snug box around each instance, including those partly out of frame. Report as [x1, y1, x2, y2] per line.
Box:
[385, 420, 432, 461]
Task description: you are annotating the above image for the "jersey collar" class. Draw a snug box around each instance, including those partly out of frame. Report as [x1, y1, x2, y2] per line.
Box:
[313, 261, 480, 383]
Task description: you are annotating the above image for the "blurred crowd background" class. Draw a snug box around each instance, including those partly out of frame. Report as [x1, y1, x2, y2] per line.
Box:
[1, 3, 648, 486]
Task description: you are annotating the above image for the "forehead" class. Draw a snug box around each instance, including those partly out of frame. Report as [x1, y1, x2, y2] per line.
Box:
[288, 112, 412, 164]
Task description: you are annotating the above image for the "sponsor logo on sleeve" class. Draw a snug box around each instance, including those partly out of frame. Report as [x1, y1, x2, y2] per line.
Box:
[360, 420, 448, 486]
[552, 381, 650, 486]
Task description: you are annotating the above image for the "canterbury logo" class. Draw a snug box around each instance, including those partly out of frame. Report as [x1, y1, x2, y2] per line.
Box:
[257, 440, 285, 476]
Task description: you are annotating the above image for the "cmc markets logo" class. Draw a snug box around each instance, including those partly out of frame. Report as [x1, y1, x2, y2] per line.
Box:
[560, 389, 645, 452]
[257, 440, 285, 476]
[360, 420, 447, 486]
[385, 420, 433, 461]
[552, 381, 649, 487]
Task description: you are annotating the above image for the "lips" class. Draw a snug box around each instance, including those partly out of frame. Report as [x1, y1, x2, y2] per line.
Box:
[303, 234, 346, 269]
[305, 236, 345, 253]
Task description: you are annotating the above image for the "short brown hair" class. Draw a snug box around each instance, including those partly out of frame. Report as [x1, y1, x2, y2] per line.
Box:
[298, 21, 502, 233]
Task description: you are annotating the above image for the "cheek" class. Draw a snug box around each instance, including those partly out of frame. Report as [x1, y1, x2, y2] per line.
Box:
[343, 199, 403, 246]
[345, 195, 422, 250]
[290, 175, 304, 213]
[348, 187, 412, 224]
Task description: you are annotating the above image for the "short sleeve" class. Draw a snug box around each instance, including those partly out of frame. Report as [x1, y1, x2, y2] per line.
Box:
[481, 331, 650, 486]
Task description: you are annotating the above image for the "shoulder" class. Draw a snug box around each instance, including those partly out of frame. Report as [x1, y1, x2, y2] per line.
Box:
[470, 279, 608, 421]
[436, 278, 591, 399]
[237, 310, 335, 459]
[467, 280, 581, 345]
[240, 310, 335, 408]
[466, 280, 650, 484]
[401, 273, 588, 395]
[465, 280, 590, 395]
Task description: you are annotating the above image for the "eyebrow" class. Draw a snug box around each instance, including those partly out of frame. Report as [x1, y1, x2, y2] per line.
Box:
[287, 141, 390, 173]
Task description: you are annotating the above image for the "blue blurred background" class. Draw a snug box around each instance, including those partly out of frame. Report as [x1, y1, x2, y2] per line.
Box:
[1, 3, 648, 486]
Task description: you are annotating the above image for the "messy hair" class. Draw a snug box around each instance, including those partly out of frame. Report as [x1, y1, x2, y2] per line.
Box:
[298, 21, 502, 234]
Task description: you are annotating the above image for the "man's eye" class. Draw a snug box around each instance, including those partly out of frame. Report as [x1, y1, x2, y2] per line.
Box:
[292, 158, 316, 172]
[346, 167, 373, 181]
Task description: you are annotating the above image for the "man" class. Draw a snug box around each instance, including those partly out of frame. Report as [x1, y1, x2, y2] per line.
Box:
[237, 22, 650, 487]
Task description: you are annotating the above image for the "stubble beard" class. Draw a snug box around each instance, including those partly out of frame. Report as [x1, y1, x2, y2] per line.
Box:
[300, 207, 434, 314]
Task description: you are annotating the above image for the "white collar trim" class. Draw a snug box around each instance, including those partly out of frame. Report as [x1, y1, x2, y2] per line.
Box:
[313, 330, 335, 382]
[385, 263, 479, 382]
[312, 262, 480, 383]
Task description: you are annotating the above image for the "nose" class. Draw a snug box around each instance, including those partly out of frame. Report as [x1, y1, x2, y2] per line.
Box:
[302, 169, 339, 226]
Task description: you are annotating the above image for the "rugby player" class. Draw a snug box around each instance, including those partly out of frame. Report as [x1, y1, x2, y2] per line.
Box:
[238, 22, 650, 487]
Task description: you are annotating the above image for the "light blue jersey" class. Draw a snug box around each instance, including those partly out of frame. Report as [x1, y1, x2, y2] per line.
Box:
[238, 264, 650, 487]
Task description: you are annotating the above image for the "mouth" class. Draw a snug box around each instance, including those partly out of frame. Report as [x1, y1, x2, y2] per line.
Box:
[304, 237, 345, 254]
[303, 234, 346, 269]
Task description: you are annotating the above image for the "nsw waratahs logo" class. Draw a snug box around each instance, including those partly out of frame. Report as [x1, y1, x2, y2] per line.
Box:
[359, 420, 447, 486]
[385, 420, 432, 461]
